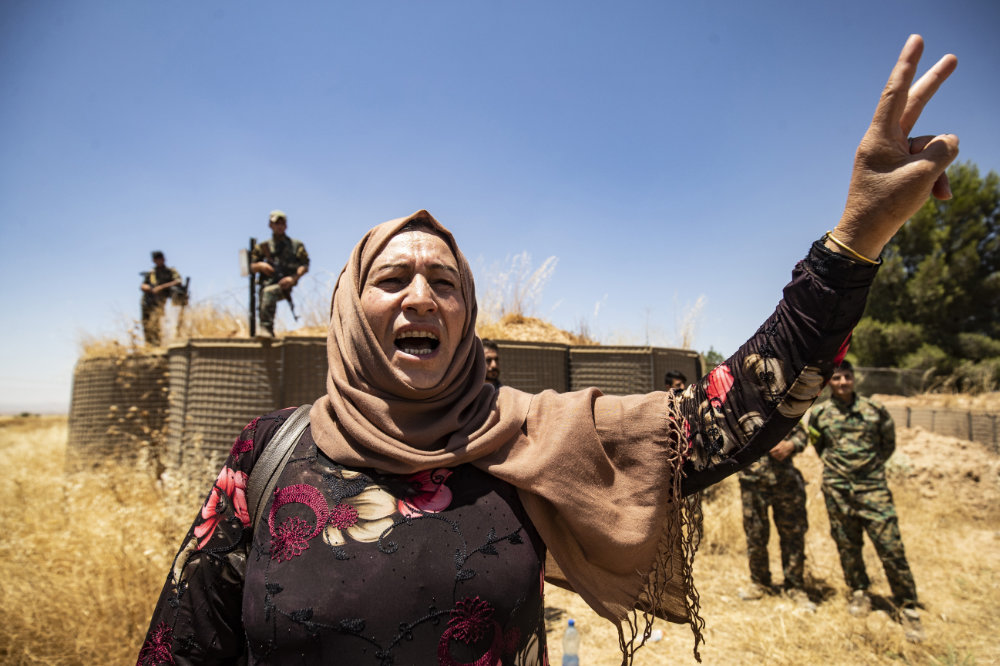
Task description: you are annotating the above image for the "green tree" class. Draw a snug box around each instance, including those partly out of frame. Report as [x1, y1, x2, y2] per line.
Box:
[702, 347, 726, 369]
[855, 162, 1000, 383]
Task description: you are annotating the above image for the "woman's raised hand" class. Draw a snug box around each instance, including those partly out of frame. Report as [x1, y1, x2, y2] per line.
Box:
[832, 34, 959, 260]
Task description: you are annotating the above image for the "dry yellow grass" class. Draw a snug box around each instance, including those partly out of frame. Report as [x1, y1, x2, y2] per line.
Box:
[477, 312, 597, 345]
[3, 405, 998, 665]
[81, 300, 594, 359]
[0, 415, 208, 665]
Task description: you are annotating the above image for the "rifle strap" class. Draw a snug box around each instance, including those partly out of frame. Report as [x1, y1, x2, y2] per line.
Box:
[246, 404, 312, 536]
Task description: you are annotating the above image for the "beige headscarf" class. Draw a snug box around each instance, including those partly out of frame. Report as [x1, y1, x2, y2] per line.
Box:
[310, 210, 703, 663]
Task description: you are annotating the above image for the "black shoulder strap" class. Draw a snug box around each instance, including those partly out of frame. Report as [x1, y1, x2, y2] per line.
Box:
[246, 404, 312, 535]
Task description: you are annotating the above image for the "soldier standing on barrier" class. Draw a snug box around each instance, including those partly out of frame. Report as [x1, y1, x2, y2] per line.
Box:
[140, 251, 183, 346]
[250, 210, 310, 337]
[736, 420, 813, 610]
[802, 359, 922, 641]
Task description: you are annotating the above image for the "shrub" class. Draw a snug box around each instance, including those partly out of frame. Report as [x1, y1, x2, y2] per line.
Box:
[955, 333, 1000, 362]
[944, 357, 1000, 393]
[853, 319, 925, 367]
[900, 343, 953, 374]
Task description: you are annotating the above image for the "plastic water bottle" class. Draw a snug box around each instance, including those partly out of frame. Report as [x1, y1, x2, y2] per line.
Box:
[562, 618, 580, 665]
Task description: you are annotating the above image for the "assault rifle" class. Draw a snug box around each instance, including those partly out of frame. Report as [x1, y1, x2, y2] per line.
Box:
[140, 272, 190, 308]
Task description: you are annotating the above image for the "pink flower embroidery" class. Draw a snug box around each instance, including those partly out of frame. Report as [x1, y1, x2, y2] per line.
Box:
[437, 596, 512, 666]
[398, 468, 453, 517]
[229, 417, 260, 460]
[193, 467, 250, 549]
[230, 437, 252, 460]
[450, 596, 494, 644]
[706, 363, 735, 409]
[136, 621, 175, 665]
[329, 502, 360, 529]
[272, 516, 313, 562]
[268, 484, 329, 561]
[321, 480, 397, 546]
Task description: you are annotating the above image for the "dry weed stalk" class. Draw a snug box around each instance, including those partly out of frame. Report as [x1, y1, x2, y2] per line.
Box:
[479, 252, 558, 326]
[677, 295, 705, 351]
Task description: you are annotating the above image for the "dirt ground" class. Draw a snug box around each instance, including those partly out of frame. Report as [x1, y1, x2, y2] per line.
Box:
[543, 394, 1000, 665]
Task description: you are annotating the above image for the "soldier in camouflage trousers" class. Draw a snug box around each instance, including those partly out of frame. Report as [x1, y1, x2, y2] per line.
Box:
[801, 360, 919, 623]
[250, 210, 310, 336]
[738, 422, 809, 595]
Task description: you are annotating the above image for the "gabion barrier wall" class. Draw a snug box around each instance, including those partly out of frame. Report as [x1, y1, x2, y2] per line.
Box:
[164, 338, 327, 471]
[67, 353, 169, 468]
[280, 337, 329, 406]
[161, 339, 701, 466]
[75, 342, 996, 466]
[569, 346, 702, 395]
[494, 340, 570, 394]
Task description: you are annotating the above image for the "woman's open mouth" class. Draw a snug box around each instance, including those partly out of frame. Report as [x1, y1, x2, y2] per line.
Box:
[394, 330, 440, 356]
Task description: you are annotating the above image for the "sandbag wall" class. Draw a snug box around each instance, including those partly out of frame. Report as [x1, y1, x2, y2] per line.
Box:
[67, 353, 169, 468]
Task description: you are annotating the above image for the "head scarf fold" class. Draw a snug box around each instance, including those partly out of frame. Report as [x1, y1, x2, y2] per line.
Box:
[310, 210, 703, 663]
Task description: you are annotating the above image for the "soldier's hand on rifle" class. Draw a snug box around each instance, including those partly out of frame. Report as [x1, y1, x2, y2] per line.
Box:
[141, 283, 152, 293]
[278, 275, 298, 291]
[251, 261, 276, 277]
[768, 439, 795, 461]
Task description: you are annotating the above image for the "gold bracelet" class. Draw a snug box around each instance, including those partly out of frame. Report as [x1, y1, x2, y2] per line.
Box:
[824, 231, 882, 265]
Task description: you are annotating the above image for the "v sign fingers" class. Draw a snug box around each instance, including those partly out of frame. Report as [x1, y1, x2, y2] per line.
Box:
[901, 52, 958, 138]
[832, 35, 959, 262]
[871, 34, 925, 141]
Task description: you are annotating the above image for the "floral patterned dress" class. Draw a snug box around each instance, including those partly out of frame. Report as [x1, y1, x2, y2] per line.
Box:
[138, 240, 878, 665]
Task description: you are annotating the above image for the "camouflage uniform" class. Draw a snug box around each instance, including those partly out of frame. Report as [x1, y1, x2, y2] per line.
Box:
[251, 236, 309, 335]
[738, 421, 809, 589]
[804, 394, 918, 607]
[141, 265, 182, 346]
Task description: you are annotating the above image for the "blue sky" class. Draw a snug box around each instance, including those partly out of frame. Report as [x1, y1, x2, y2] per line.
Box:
[2, 1, 998, 412]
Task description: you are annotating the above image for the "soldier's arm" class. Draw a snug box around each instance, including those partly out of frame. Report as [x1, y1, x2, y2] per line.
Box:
[807, 410, 826, 457]
[295, 242, 310, 277]
[249, 244, 274, 276]
[878, 405, 896, 461]
[152, 269, 182, 293]
[279, 243, 309, 289]
[789, 421, 809, 456]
